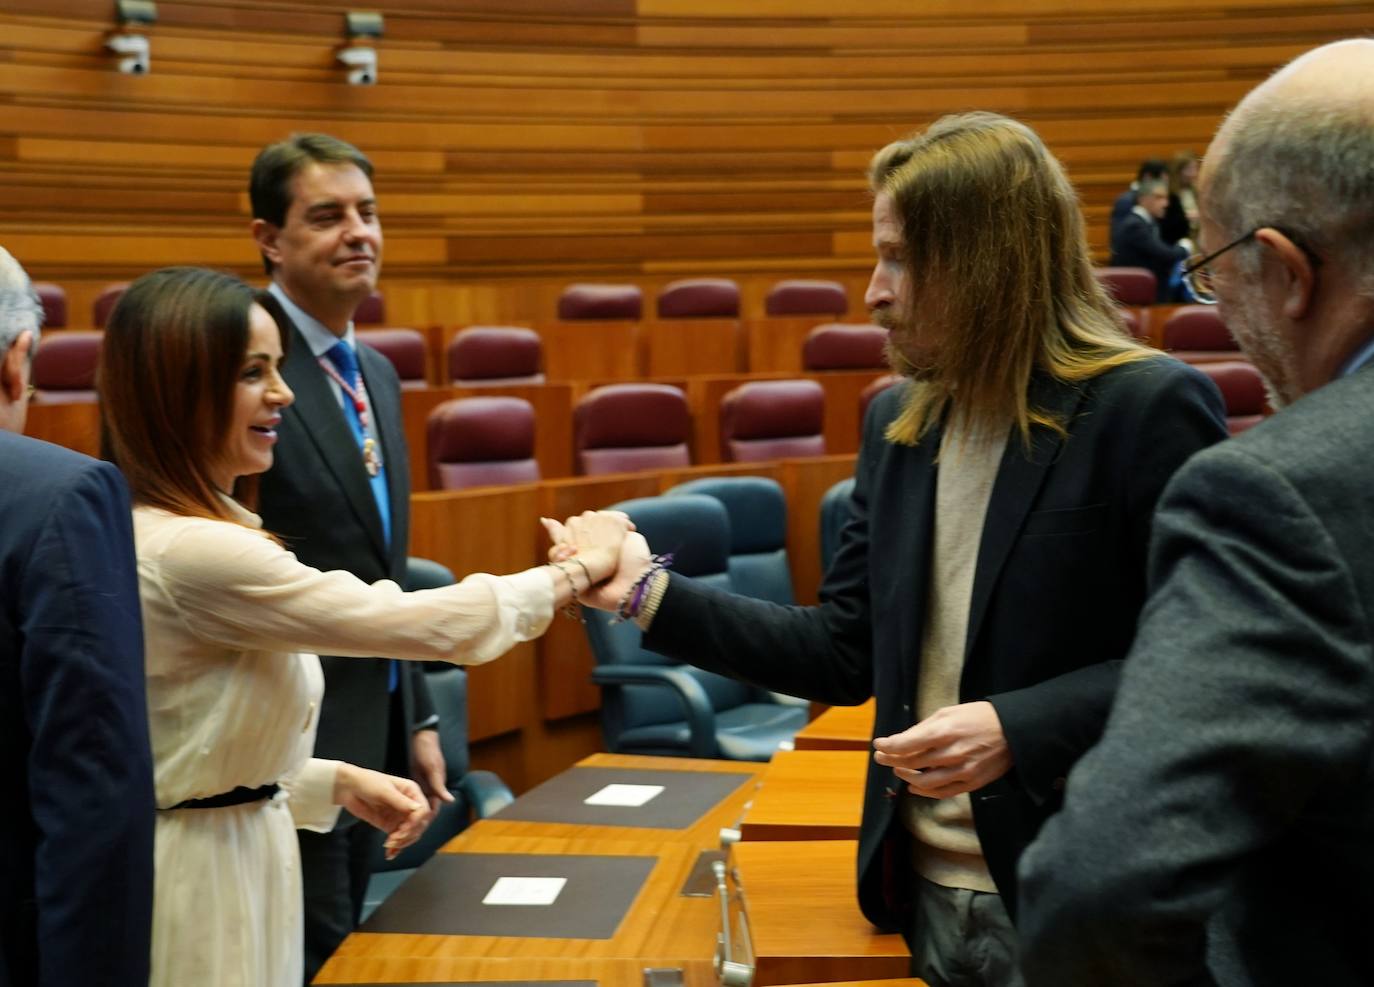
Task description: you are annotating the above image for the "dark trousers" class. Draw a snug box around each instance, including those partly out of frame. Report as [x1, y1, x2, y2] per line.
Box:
[299, 820, 381, 984]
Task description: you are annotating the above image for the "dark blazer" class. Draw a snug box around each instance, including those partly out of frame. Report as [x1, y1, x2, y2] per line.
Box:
[1019, 365, 1374, 986]
[0, 432, 154, 987]
[256, 319, 434, 776]
[1110, 211, 1189, 301]
[643, 356, 1226, 933]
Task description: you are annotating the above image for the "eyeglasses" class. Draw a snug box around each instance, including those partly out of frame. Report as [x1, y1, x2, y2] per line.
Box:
[1183, 227, 1319, 305]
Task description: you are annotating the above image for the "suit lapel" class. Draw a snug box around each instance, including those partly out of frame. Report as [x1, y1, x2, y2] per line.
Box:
[964, 374, 1087, 660]
[892, 419, 942, 711]
[357, 343, 408, 569]
[281, 323, 390, 563]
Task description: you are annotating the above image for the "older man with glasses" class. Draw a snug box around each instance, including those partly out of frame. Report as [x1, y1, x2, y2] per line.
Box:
[1019, 37, 1374, 986]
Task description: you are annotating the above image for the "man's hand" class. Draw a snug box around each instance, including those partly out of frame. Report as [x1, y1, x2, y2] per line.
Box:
[333, 763, 430, 860]
[542, 518, 653, 611]
[411, 727, 453, 818]
[872, 701, 1012, 799]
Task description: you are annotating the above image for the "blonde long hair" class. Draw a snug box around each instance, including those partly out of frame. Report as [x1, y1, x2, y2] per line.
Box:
[870, 112, 1151, 446]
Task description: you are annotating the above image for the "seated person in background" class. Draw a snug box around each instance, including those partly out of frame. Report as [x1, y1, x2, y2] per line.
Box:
[98, 266, 631, 987]
[1110, 157, 1168, 228]
[1159, 149, 1201, 245]
[0, 246, 155, 987]
[553, 111, 1227, 987]
[1110, 179, 1191, 301]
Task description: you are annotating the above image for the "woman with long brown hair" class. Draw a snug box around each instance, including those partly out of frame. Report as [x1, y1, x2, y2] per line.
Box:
[99, 266, 627, 987]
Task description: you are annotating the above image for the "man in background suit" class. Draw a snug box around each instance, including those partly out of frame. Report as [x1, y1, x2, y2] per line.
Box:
[1109, 178, 1191, 301]
[1109, 156, 1168, 228]
[1019, 38, 1374, 986]
[0, 246, 154, 986]
[248, 133, 448, 983]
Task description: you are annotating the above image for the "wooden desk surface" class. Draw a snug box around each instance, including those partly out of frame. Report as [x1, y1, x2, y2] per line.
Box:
[739, 749, 866, 842]
[316, 955, 717, 986]
[774, 981, 926, 987]
[476, 752, 763, 849]
[331, 831, 720, 967]
[732, 839, 910, 987]
[793, 699, 876, 751]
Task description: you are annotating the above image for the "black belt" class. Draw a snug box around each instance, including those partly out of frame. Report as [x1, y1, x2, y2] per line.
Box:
[170, 783, 280, 810]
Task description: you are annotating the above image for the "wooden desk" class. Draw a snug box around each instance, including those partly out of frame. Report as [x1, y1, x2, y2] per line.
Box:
[731, 840, 910, 986]
[739, 749, 866, 842]
[478, 752, 763, 850]
[774, 981, 925, 987]
[316, 956, 717, 986]
[793, 698, 876, 751]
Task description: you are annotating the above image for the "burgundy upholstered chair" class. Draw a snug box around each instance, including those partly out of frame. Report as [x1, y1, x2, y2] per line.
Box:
[802, 323, 887, 371]
[573, 383, 691, 475]
[1094, 267, 1157, 307]
[859, 373, 904, 429]
[92, 282, 130, 329]
[353, 291, 386, 325]
[426, 397, 540, 490]
[764, 279, 848, 317]
[1162, 305, 1240, 363]
[1118, 308, 1146, 341]
[1196, 360, 1267, 435]
[557, 283, 643, 321]
[356, 328, 429, 389]
[656, 278, 741, 319]
[720, 379, 826, 463]
[447, 326, 544, 386]
[33, 283, 67, 328]
[30, 331, 103, 404]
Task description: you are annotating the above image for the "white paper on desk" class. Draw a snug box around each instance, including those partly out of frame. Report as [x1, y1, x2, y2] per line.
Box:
[482, 876, 567, 906]
[583, 783, 665, 807]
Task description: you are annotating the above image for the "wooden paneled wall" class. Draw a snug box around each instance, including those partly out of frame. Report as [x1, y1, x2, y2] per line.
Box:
[1, 1, 1369, 328]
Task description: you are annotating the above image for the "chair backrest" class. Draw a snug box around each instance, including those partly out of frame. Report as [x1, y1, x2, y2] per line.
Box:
[30, 331, 102, 404]
[667, 476, 793, 604]
[1094, 267, 1157, 307]
[447, 326, 543, 385]
[574, 383, 691, 475]
[557, 283, 643, 320]
[802, 323, 887, 371]
[1117, 307, 1146, 340]
[92, 282, 130, 329]
[356, 328, 428, 389]
[858, 373, 903, 430]
[33, 283, 67, 328]
[583, 495, 759, 739]
[764, 279, 848, 317]
[720, 379, 826, 463]
[1162, 305, 1239, 354]
[1196, 359, 1267, 435]
[819, 476, 856, 572]
[354, 291, 386, 325]
[426, 396, 539, 490]
[656, 278, 740, 319]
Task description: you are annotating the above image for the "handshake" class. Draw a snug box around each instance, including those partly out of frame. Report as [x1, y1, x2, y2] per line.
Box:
[540, 511, 660, 616]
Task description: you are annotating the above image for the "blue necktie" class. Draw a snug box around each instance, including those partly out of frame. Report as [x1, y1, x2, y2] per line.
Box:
[324, 340, 398, 693]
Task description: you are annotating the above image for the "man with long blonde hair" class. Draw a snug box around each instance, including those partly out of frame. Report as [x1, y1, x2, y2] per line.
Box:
[575, 112, 1227, 986]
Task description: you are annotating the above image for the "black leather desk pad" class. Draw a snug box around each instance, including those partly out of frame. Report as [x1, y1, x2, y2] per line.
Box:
[489, 766, 753, 830]
[361, 853, 656, 939]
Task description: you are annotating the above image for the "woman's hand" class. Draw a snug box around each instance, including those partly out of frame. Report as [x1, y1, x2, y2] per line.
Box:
[333, 763, 430, 860]
[540, 511, 634, 585]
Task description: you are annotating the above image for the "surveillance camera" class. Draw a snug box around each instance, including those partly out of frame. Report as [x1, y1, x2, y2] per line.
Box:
[106, 33, 150, 75]
[337, 45, 377, 86]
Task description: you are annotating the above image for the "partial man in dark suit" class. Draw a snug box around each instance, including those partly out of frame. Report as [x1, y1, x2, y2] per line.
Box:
[1109, 178, 1191, 301]
[0, 246, 154, 986]
[566, 113, 1227, 987]
[247, 133, 447, 982]
[1109, 157, 1168, 228]
[1019, 38, 1374, 987]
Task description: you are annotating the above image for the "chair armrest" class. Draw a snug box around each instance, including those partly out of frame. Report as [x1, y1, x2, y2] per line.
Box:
[591, 663, 719, 758]
[458, 770, 515, 819]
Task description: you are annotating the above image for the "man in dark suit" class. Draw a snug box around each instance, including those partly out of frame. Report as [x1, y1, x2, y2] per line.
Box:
[1109, 178, 1191, 301]
[0, 246, 154, 986]
[574, 113, 1227, 987]
[1109, 157, 1168, 229]
[248, 134, 447, 983]
[1018, 38, 1374, 987]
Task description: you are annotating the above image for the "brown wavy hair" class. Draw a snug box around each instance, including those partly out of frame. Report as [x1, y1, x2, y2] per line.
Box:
[869, 112, 1151, 446]
[99, 266, 287, 525]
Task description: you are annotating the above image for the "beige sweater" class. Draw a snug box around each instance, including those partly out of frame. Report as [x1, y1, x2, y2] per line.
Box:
[898, 421, 1008, 893]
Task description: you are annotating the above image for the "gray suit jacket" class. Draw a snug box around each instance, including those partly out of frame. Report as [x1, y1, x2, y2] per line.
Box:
[256, 316, 434, 778]
[1018, 364, 1374, 986]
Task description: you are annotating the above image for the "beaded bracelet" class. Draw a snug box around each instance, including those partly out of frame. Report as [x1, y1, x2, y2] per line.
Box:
[611, 553, 674, 624]
[549, 560, 584, 622]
